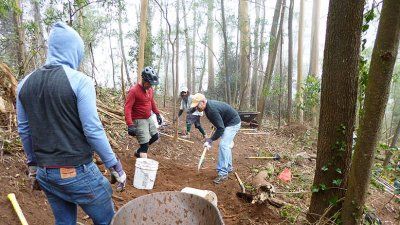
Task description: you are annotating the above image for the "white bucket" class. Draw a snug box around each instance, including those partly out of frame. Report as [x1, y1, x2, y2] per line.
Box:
[133, 158, 159, 189]
[181, 187, 218, 207]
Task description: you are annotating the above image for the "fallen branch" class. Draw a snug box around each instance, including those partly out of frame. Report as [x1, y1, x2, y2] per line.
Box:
[267, 198, 285, 208]
[97, 100, 124, 117]
[105, 132, 120, 150]
[157, 109, 170, 115]
[97, 107, 125, 123]
[112, 194, 124, 201]
[245, 156, 276, 159]
[159, 132, 194, 144]
[234, 172, 246, 193]
[0, 63, 17, 100]
[242, 132, 268, 135]
[275, 191, 309, 195]
[240, 128, 257, 131]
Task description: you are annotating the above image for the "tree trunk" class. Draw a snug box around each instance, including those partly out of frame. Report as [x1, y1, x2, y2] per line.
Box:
[191, 8, 197, 93]
[255, 0, 266, 111]
[12, 0, 25, 78]
[256, 0, 283, 127]
[238, 0, 251, 110]
[308, 0, 321, 77]
[384, 119, 400, 167]
[198, 44, 207, 93]
[278, 26, 283, 129]
[89, 43, 97, 85]
[207, 0, 215, 95]
[108, 28, 116, 90]
[77, 6, 84, 35]
[307, 0, 365, 222]
[250, 0, 261, 108]
[309, 0, 321, 127]
[296, 0, 305, 123]
[118, 0, 132, 86]
[233, 4, 240, 106]
[287, 0, 294, 124]
[181, 0, 191, 92]
[220, 0, 231, 104]
[342, 1, 400, 223]
[137, 0, 148, 83]
[174, 0, 180, 141]
[388, 81, 397, 140]
[163, 39, 170, 108]
[121, 59, 126, 102]
[31, 0, 46, 65]
[156, 28, 164, 76]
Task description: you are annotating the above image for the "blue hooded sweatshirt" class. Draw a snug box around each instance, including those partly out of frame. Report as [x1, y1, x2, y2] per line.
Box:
[16, 22, 117, 168]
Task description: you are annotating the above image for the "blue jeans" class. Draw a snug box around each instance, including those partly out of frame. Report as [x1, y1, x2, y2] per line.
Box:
[217, 122, 241, 176]
[36, 162, 114, 225]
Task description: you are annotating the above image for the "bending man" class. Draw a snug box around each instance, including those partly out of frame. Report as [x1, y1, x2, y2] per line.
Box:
[190, 93, 241, 184]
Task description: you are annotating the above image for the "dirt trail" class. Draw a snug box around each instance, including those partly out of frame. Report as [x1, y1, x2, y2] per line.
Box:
[0, 111, 398, 224]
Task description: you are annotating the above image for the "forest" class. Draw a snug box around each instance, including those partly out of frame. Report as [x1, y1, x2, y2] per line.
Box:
[0, 0, 399, 224]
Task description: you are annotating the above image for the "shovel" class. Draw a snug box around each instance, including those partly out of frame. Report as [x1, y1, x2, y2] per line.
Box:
[197, 147, 209, 172]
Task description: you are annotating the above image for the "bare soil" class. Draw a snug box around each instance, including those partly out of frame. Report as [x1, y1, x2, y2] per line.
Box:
[0, 106, 398, 224]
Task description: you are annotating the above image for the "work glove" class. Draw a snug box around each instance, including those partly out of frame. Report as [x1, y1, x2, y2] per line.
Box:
[128, 125, 137, 136]
[109, 160, 126, 192]
[156, 114, 163, 125]
[28, 166, 41, 191]
[203, 138, 213, 149]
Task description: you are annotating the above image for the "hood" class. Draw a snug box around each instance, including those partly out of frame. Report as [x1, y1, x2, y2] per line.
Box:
[45, 22, 84, 69]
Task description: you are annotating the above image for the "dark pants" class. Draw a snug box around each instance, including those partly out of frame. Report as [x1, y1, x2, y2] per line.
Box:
[186, 114, 205, 135]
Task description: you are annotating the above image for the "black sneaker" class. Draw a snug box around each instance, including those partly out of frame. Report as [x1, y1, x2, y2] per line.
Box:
[213, 174, 229, 184]
[134, 150, 140, 158]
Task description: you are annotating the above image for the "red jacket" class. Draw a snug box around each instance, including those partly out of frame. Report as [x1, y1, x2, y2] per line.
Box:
[124, 84, 160, 126]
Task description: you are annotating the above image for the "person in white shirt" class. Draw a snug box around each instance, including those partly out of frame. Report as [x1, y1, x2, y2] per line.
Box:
[177, 87, 206, 139]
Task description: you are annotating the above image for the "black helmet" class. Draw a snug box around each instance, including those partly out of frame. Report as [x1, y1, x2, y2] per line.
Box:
[141, 66, 159, 85]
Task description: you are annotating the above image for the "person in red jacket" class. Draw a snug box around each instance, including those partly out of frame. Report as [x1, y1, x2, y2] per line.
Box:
[125, 66, 162, 158]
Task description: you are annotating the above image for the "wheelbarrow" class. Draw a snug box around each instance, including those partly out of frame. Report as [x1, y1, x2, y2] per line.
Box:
[111, 191, 224, 225]
[238, 111, 259, 128]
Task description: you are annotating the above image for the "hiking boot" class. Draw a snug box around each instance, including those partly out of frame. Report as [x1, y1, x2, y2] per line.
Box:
[213, 174, 229, 184]
[134, 150, 147, 158]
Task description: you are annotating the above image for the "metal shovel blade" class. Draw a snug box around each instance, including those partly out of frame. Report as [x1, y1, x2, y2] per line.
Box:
[197, 147, 208, 172]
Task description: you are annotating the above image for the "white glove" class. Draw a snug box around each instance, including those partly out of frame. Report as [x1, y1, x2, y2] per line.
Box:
[203, 138, 212, 149]
[109, 160, 127, 192]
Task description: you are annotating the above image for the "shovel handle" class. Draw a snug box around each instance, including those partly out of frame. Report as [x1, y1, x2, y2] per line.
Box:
[197, 147, 208, 172]
[8, 193, 29, 225]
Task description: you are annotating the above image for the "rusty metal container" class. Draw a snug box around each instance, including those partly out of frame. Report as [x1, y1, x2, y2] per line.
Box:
[111, 191, 224, 225]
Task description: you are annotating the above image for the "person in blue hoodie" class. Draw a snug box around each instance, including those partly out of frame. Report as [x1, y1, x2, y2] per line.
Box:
[16, 22, 126, 225]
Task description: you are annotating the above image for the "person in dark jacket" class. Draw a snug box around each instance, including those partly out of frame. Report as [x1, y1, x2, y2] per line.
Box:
[190, 93, 241, 184]
[124, 66, 162, 159]
[16, 22, 126, 225]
